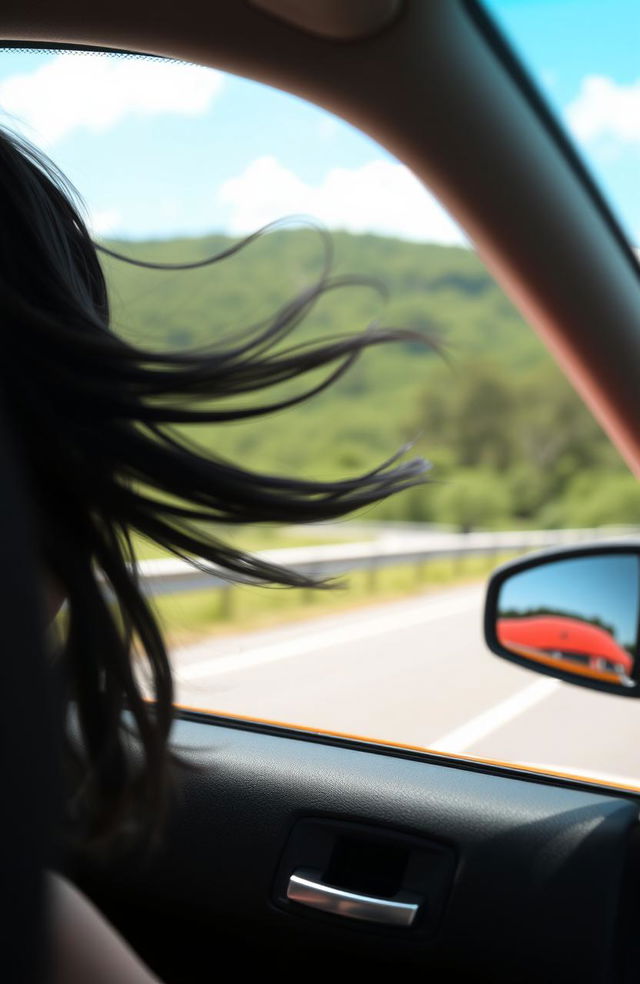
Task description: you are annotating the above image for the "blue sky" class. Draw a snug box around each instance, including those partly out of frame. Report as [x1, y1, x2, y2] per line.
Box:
[500, 554, 640, 647]
[0, 1, 638, 245]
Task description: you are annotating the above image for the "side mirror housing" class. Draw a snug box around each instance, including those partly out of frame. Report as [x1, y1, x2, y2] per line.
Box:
[484, 543, 640, 697]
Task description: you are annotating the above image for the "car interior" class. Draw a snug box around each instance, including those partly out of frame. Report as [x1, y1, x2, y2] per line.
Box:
[1, 1, 640, 982]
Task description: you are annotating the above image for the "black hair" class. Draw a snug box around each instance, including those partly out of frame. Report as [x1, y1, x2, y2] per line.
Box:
[0, 124, 431, 851]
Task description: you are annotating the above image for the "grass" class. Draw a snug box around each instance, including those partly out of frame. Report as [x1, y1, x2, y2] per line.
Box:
[151, 551, 516, 649]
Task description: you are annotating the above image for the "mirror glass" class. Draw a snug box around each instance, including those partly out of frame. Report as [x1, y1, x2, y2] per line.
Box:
[496, 554, 640, 688]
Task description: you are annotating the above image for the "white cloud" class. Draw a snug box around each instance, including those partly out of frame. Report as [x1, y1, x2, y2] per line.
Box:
[87, 207, 122, 236]
[566, 75, 640, 145]
[0, 54, 224, 146]
[217, 156, 467, 244]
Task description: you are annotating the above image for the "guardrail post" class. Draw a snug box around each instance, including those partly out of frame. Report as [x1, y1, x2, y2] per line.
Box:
[220, 585, 234, 620]
[367, 561, 378, 593]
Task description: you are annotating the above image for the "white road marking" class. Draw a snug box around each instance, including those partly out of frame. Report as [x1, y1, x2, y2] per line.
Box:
[514, 762, 640, 789]
[175, 591, 481, 682]
[428, 678, 560, 753]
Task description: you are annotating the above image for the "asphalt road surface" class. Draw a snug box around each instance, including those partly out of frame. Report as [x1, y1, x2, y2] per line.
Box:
[171, 582, 640, 790]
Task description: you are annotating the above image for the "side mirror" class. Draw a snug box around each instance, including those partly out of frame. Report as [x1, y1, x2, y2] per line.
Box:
[484, 544, 640, 697]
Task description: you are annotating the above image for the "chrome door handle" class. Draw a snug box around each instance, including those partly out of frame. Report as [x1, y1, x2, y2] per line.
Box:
[286, 868, 423, 927]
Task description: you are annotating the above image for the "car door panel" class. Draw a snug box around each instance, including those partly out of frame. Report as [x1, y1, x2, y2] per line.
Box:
[71, 717, 640, 983]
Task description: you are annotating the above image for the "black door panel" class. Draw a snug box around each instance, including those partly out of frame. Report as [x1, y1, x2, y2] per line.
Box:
[71, 717, 640, 983]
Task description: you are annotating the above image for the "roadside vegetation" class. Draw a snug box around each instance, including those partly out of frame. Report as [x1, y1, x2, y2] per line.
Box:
[103, 228, 640, 534]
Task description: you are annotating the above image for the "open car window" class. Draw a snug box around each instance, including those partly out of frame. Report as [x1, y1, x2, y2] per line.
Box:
[1, 38, 639, 793]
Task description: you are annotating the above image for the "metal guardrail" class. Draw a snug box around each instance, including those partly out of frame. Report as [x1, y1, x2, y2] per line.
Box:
[130, 526, 639, 598]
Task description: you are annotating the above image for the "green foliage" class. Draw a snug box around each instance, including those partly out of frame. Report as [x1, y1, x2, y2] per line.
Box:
[431, 469, 510, 532]
[99, 229, 634, 530]
[549, 472, 640, 527]
[419, 360, 517, 469]
[413, 356, 629, 525]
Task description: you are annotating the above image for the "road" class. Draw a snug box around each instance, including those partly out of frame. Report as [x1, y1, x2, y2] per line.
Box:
[171, 582, 640, 789]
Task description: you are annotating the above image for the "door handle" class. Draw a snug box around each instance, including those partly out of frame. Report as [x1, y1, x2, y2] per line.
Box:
[286, 867, 423, 927]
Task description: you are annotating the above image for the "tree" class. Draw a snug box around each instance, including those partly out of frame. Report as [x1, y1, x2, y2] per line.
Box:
[561, 473, 640, 527]
[432, 469, 509, 532]
[418, 361, 517, 471]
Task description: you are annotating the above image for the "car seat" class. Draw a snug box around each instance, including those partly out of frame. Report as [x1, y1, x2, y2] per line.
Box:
[0, 401, 60, 982]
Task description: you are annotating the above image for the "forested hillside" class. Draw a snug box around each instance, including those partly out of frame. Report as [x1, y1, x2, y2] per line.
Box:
[99, 228, 638, 529]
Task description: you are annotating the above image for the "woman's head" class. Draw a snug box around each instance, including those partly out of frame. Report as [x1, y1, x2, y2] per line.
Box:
[0, 125, 107, 319]
[0, 124, 431, 852]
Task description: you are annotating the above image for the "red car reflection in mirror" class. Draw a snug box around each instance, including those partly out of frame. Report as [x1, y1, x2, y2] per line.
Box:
[497, 615, 634, 683]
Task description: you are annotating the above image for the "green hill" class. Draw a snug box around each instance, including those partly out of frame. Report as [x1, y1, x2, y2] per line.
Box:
[98, 229, 635, 528]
